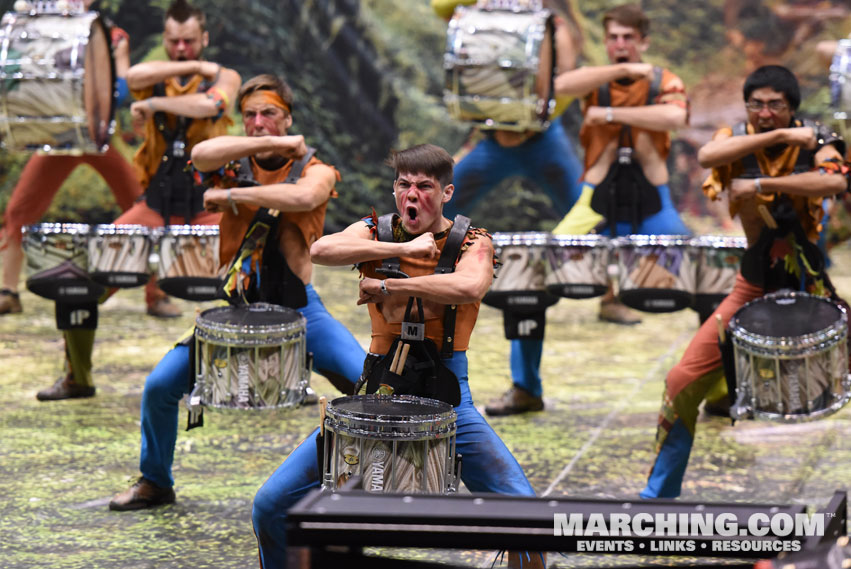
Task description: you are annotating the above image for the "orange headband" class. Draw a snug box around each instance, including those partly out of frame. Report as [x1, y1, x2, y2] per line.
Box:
[240, 90, 291, 114]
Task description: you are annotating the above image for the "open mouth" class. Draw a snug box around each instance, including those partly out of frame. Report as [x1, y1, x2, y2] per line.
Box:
[407, 206, 418, 221]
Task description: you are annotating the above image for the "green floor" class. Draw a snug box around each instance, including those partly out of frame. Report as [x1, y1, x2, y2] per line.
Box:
[2, 245, 850, 568]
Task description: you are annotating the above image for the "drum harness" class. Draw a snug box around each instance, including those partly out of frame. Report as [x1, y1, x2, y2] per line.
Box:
[144, 79, 217, 223]
[185, 148, 317, 430]
[718, 120, 850, 416]
[590, 67, 664, 237]
[354, 213, 473, 408]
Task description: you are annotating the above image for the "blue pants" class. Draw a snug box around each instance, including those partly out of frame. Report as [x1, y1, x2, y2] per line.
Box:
[139, 284, 366, 488]
[252, 352, 536, 568]
[513, 182, 690, 398]
[445, 119, 583, 219]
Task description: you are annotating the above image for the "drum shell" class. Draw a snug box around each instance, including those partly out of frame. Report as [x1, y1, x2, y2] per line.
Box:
[443, 7, 555, 132]
[155, 225, 222, 301]
[689, 235, 747, 316]
[729, 292, 851, 422]
[545, 234, 611, 299]
[22, 222, 104, 301]
[88, 224, 152, 288]
[193, 303, 308, 411]
[484, 232, 559, 312]
[614, 235, 695, 313]
[0, 11, 115, 153]
[322, 395, 459, 494]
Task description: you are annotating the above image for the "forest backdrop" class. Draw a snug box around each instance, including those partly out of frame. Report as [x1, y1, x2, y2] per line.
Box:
[1, 0, 850, 233]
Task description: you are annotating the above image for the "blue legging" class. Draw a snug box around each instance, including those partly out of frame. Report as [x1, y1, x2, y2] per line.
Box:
[445, 119, 583, 219]
[512, 182, 690, 398]
[252, 352, 536, 568]
[138, 284, 366, 488]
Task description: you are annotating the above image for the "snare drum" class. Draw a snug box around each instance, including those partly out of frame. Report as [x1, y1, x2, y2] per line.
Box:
[155, 225, 221, 301]
[484, 232, 559, 312]
[88, 224, 152, 288]
[545, 234, 610, 299]
[689, 235, 747, 316]
[444, 6, 554, 131]
[22, 222, 104, 301]
[614, 235, 695, 313]
[729, 292, 850, 422]
[830, 39, 851, 114]
[322, 395, 460, 494]
[0, 10, 114, 153]
[192, 303, 308, 410]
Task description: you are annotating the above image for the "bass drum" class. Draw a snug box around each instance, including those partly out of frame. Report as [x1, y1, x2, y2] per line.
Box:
[0, 9, 115, 153]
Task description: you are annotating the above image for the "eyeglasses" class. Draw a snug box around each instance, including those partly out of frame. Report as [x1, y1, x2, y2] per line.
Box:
[745, 100, 788, 112]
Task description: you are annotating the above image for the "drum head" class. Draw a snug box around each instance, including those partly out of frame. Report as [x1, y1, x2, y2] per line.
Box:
[199, 303, 303, 327]
[83, 17, 114, 150]
[330, 395, 453, 419]
[736, 294, 844, 337]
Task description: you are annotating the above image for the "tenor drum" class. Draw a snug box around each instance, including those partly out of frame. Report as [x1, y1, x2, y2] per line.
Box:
[484, 232, 559, 312]
[614, 235, 695, 313]
[545, 234, 611, 299]
[729, 292, 850, 422]
[0, 9, 115, 153]
[88, 224, 152, 288]
[22, 222, 104, 301]
[830, 39, 851, 115]
[155, 225, 221, 301]
[444, 6, 555, 132]
[192, 303, 308, 410]
[322, 395, 460, 494]
[689, 235, 747, 316]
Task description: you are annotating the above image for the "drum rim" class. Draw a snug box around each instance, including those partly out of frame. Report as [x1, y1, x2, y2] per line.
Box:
[325, 394, 457, 439]
[195, 303, 307, 341]
[687, 235, 748, 249]
[548, 234, 611, 247]
[23, 223, 91, 234]
[612, 234, 692, 247]
[491, 231, 554, 246]
[159, 225, 221, 236]
[729, 291, 848, 354]
[91, 224, 153, 235]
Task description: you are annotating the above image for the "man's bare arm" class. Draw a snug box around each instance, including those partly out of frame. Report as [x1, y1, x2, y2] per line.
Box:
[698, 127, 817, 169]
[191, 135, 307, 172]
[729, 145, 847, 200]
[127, 60, 219, 90]
[311, 223, 439, 267]
[204, 164, 336, 214]
[585, 103, 687, 132]
[554, 63, 654, 99]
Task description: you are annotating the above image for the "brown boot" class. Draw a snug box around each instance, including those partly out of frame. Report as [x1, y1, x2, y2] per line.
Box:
[36, 374, 95, 401]
[0, 289, 22, 315]
[598, 298, 642, 325]
[146, 297, 182, 319]
[109, 477, 176, 511]
[485, 387, 544, 417]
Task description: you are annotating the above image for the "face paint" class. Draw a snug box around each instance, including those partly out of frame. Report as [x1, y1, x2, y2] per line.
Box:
[394, 172, 446, 234]
[163, 17, 206, 62]
[241, 91, 290, 138]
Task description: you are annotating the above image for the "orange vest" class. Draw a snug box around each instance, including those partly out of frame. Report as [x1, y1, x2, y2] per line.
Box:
[131, 75, 233, 189]
[360, 222, 486, 355]
[218, 156, 339, 268]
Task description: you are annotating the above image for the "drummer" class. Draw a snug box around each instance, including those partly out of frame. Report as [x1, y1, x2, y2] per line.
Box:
[642, 65, 850, 499]
[107, 73, 365, 511]
[487, 3, 691, 416]
[35, 0, 242, 401]
[251, 144, 543, 569]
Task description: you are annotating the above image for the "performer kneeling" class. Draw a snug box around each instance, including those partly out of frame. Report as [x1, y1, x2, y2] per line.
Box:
[108, 74, 365, 511]
[252, 144, 542, 568]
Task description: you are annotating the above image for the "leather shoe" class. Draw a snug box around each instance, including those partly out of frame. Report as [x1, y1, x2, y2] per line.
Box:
[0, 289, 22, 315]
[302, 385, 319, 405]
[109, 477, 176, 511]
[598, 299, 642, 325]
[703, 397, 731, 418]
[36, 375, 95, 401]
[485, 387, 544, 416]
[146, 297, 181, 319]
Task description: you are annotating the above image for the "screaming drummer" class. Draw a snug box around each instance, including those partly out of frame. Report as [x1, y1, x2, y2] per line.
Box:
[252, 144, 544, 569]
[642, 65, 851, 499]
[108, 74, 365, 511]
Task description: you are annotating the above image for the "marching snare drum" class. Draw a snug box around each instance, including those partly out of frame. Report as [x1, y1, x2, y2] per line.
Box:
[155, 225, 221, 301]
[484, 232, 559, 312]
[88, 224, 152, 288]
[0, 9, 114, 153]
[444, 6, 555, 132]
[192, 303, 308, 410]
[689, 235, 747, 316]
[322, 395, 460, 494]
[22, 222, 104, 301]
[545, 234, 610, 299]
[830, 39, 851, 114]
[729, 292, 850, 422]
[614, 235, 695, 313]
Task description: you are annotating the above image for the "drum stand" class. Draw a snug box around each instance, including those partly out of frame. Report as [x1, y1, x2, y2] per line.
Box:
[287, 482, 846, 568]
